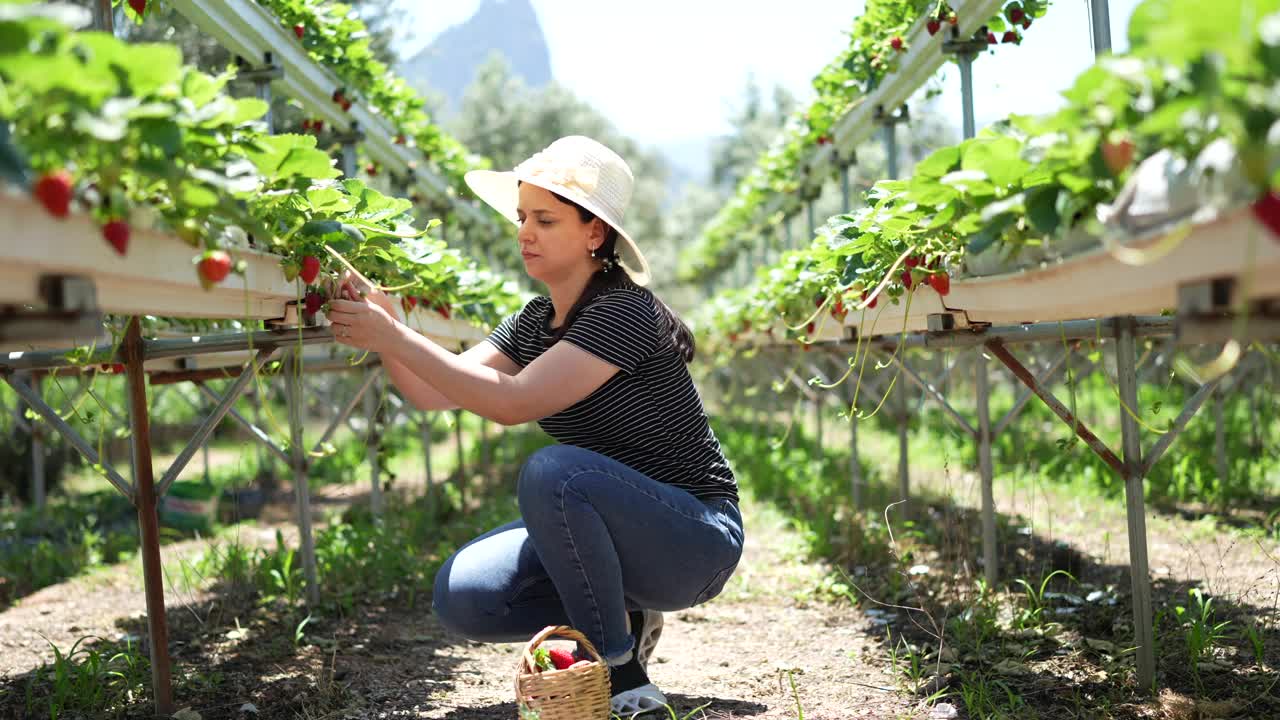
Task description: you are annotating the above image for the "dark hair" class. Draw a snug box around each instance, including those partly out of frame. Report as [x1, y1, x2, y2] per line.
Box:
[530, 185, 696, 363]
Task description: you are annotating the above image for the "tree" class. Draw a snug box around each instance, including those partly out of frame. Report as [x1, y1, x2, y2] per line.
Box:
[710, 78, 798, 191]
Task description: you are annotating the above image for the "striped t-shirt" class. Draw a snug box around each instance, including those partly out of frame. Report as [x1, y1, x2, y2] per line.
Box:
[485, 283, 738, 503]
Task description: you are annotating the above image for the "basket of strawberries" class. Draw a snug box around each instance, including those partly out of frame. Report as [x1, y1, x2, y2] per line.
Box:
[514, 625, 610, 719]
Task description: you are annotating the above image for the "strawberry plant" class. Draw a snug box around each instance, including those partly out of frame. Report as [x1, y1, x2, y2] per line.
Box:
[680, 0, 1053, 282]
[0, 6, 522, 332]
[697, 0, 1280, 360]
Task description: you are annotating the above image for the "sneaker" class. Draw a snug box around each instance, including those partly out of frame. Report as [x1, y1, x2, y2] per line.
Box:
[611, 682, 668, 718]
[629, 608, 663, 672]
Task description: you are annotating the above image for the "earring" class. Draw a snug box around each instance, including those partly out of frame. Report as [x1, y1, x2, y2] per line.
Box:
[590, 247, 597, 258]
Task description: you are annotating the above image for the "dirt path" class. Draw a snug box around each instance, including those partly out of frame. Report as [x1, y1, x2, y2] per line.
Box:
[0, 495, 930, 720]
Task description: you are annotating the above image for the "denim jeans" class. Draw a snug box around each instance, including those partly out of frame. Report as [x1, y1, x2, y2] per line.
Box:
[431, 444, 744, 664]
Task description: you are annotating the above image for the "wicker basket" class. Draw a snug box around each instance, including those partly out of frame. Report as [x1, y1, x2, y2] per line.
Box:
[514, 625, 610, 720]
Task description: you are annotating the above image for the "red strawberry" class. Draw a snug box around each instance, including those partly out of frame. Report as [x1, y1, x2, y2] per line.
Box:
[1101, 135, 1136, 176]
[299, 255, 321, 284]
[112, 363, 125, 374]
[1250, 190, 1280, 239]
[102, 220, 130, 256]
[728, 332, 739, 343]
[802, 343, 813, 353]
[366, 163, 378, 176]
[198, 250, 232, 288]
[332, 89, 346, 104]
[927, 19, 942, 35]
[1008, 7, 1026, 23]
[904, 256, 920, 269]
[341, 99, 353, 112]
[833, 300, 846, 318]
[1002, 31, 1020, 44]
[1022, 18, 1032, 29]
[294, 24, 305, 39]
[902, 270, 914, 290]
[395, 134, 407, 145]
[128, 0, 147, 17]
[301, 119, 313, 132]
[548, 648, 576, 671]
[34, 170, 73, 218]
[314, 120, 324, 133]
[987, 31, 998, 44]
[948, 11, 959, 25]
[305, 291, 324, 317]
[806, 321, 816, 335]
[817, 135, 831, 145]
[929, 272, 951, 296]
[436, 303, 451, 320]
[815, 296, 825, 309]
[890, 36, 905, 51]
[861, 290, 878, 309]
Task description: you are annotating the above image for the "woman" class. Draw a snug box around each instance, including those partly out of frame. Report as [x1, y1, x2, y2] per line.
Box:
[325, 136, 743, 717]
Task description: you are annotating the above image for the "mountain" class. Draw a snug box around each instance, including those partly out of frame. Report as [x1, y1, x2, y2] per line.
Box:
[398, 0, 552, 113]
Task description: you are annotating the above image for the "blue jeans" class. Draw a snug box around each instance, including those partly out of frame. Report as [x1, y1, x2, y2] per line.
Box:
[431, 444, 744, 664]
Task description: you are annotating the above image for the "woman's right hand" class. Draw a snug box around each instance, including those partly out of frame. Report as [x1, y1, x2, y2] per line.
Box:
[338, 270, 397, 318]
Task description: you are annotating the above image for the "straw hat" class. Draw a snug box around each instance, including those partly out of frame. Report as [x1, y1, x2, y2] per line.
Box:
[464, 136, 652, 286]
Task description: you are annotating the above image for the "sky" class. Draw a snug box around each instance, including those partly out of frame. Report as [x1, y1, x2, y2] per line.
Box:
[393, 0, 1148, 149]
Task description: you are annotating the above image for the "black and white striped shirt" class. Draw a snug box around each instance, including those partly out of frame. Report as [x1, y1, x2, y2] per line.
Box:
[486, 283, 738, 503]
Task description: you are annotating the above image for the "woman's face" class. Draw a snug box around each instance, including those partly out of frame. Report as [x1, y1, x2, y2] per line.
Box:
[516, 183, 603, 285]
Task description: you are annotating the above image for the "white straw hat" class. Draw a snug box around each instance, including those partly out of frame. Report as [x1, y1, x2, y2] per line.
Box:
[464, 136, 652, 286]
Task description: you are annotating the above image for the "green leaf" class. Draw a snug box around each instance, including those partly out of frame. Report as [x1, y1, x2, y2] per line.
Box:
[961, 136, 1030, 188]
[915, 145, 961, 178]
[1025, 186, 1061, 235]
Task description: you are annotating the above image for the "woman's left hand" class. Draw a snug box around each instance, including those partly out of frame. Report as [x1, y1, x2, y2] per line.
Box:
[325, 283, 399, 353]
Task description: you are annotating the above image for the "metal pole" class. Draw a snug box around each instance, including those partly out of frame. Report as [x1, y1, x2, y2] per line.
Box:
[123, 318, 173, 716]
[27, 372, 46, 510]
[363, 369, 384, 516]
[849, 410, 861, 510]
[814, 394, 823, 458]
[341, 139, 358, 180]
[976, 352, 997, 586]
[1089, 0, 1113, 56]
[255, 75, 274, 135]
[92, 0, 114, 33]
[1213, 388, 1228, 487]
[784, 215, 793, 251]
[896, 368, 910, 515]
[453, 409, 466, 507]
[884, 123, 899, 180]
[1115, 317, 1155, 690]
[958, 53, 977, 141]
[806, 201, 816, 243]
[839, 164, 851, 212]
[284, 352, 320, 605]
[422, 414, 435, 514]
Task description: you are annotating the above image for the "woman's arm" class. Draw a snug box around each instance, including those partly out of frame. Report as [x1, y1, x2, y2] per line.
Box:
[381, 343, 519, 412]
[381, 324, 619, 425]
[325, 283, 618, 425]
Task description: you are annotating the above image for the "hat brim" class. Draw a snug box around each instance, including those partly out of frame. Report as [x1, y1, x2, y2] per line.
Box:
[464, 169, 652, 287]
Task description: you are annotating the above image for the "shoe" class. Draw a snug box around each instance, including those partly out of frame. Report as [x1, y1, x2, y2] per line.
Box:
[629, 608, 663, 672]
[611, 682, 668, 718]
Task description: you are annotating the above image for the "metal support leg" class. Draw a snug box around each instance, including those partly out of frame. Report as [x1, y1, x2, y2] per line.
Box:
[28, 372, 45, 509]
[850, 411, 861, 510]
[839, 164, 851, 212]
[1116, 317, 1155, 690]
[814, 393, 824, 457]
[1213, 389, 1228, 486]
[453, 409, 466, 507]
[896, 368, 910, 515]
[123, 318, 173, 716]
[884, 123, 899, 180]
[363, 369, 384, 516]
[958, 53, 977, 141]
[1089, 0, 1113, 55]
[976, 352, 997, 586]
[806, 201, 816, 243]
[284, 352, 320, 605]
[422, 414, 435, 514]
